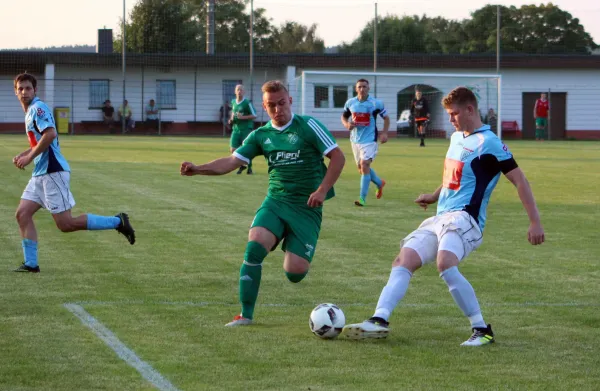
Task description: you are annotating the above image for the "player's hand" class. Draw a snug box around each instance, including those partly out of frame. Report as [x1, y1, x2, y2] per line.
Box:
[346, 120, 355, 131]
[228, 119, 233, 126]
[307, 189, 326, 208]
[180, 161, 196, 176]
[237, 112, 243, 119]
[379, 132, 388, 144]
[528, 222, 545, 245]
[15, 154, 32, 170]
[414, 193, 437, 210]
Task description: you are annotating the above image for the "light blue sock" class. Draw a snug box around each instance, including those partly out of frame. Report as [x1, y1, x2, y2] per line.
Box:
[374, 266, 413, 321]
[360, 174, 371, 200]
[370, 168, 383, 188]
[441, 266, 486, 329]
[87, 214, 120, 230]
[22, 239, 38, 268]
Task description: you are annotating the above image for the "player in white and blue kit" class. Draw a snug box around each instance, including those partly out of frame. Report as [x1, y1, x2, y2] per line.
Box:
[341, 79, 390, 206]
[12, 73, 135, 273]
[344, 87, 545, 346]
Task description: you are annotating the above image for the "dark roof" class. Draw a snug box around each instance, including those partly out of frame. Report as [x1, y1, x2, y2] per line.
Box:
[1, 51, 599, 73]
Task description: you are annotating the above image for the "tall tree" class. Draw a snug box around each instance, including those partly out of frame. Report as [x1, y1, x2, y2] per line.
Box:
[340, 3, 598, 55]
[115, 0, 202, 53]
[270, 22, 325, 53]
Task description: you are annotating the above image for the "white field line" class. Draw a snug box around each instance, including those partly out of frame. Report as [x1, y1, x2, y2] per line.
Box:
[69, 300, 600, 308]
[64, 304, 180, 391]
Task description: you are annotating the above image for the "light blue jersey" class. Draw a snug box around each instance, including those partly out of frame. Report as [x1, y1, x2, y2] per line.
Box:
[343, 95, 388, 144]
[437, 125, 517, 232]
[25, 97, 70, 177]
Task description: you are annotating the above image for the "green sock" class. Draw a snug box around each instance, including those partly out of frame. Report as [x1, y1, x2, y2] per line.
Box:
[240, 241, 269, 319]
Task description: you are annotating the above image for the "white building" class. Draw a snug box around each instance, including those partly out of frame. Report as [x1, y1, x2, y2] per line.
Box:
[1, 52, 599, 139]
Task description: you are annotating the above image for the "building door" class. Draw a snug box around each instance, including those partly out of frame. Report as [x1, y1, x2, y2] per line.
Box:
[522, 92, 566, 140]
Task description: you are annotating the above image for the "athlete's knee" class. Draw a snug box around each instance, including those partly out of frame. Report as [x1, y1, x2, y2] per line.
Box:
[15, 208, 32, 226]
[359, 160, 371, 174]
[244, 241, 269, 265]
[55, 219, 76, 233]
[436, 250, 460, 273]
[285, 271, 308, 283]
[393, 247, 422, 273]
[248, 227, 277, 250]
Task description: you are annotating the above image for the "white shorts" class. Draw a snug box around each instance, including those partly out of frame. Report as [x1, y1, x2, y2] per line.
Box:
[400, 210, 483, 264]
[351, 142, 378, 164]
[21, 171, 76, 214]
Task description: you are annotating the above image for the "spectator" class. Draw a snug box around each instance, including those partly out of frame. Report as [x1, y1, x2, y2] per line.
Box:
[485, 108, 498, 134]
[534, 93, 549, 141]
[118, 100, 135, 132]
[145, 99, 159, 130]
[220, 102, 232, 133]
[101, 100, 115, 133]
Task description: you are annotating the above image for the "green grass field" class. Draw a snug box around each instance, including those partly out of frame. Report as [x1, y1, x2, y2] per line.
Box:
[1, 135, 599, 391]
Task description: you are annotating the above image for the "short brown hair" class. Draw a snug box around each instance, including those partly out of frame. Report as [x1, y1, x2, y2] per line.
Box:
[356, 79, 369, 85]
[262, 80, 288, 94]
[442, 87, 478, 109]
[14, 72, 37, 90]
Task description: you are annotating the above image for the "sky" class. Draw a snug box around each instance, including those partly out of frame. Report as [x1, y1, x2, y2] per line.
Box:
[0, 0, 598, 50]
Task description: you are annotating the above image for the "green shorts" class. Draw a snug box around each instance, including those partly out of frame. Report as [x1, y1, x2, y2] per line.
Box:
[230, 129, 251, 149]
[535, 117, 547, 128]
[251, 197, 322, 262]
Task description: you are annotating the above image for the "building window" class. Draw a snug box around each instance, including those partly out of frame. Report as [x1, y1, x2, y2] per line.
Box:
[333, 85, 348, 108]
[156, 80, 176, 109]
[314, 86, 329, 108]
[89, 79, 109, 109]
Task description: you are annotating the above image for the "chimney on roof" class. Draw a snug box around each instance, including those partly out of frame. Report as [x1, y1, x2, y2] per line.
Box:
[206, 0, 215, 55]
[97, 29, 113, 54]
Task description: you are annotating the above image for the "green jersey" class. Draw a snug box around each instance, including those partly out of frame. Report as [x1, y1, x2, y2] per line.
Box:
[234, 114, 338, 204]
[231, 98, 257, 132]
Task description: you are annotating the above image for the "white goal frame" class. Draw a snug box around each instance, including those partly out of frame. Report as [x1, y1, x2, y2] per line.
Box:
[299, 70, 503, 139]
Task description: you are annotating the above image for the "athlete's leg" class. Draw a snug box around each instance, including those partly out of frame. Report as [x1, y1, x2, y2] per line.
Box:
[15, 199, 42, 271]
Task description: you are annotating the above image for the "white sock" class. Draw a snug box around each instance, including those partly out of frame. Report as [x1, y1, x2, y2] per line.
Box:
[373, 266, 413, 321]
[440, 266, 487, 329]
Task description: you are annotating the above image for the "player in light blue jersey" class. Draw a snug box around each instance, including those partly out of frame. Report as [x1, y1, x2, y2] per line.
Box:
[344, 87, 545, 346]
[12, 73, 135, 273]
[341, 79, 389, 207]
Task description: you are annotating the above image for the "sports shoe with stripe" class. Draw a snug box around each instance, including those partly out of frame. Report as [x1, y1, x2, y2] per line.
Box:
[461, 324, 495, 346]
[225, 314, 253, 327]
[116, 213, 135, 245]
[13, 263, 40, 273]
[376, 179, 386, 199]
[342, 317, 390, 339]
[354, 197, 366, 207]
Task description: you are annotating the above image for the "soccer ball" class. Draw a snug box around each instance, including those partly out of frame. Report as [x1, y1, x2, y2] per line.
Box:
[309, 303, 345, 339]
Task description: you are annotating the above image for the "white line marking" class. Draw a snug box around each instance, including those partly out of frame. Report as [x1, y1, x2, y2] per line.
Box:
[70, 300, 600, 308]
[64, 304, 180, 391]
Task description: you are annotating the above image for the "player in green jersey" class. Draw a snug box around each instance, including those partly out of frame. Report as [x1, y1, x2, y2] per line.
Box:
[181, 80, 346, 326]
[229, 84, 257, 174]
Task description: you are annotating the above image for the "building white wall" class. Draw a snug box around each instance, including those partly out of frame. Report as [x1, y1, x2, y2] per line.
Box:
[1, 65, 599, 137]
[296, 67, 600, 135]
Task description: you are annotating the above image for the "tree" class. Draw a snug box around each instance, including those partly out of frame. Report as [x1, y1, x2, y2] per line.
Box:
[339, 3, 598, 55]
[271, 22, 325, 53]
[115, 0, 202, 53]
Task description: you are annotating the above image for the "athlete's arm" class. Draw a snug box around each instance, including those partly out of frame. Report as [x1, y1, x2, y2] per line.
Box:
[307, 147, 345, 207]
[180, 155, 246, 176]
[504, 167, 544, 245]
[15, 128, 57, 169]
[341, 109, 354, 130]
[13, 148, 32, 168]
[533, 100, 538, 118]
[415, 185, 442, 210]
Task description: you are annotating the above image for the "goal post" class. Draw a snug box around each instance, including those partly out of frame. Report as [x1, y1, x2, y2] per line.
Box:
[296, 70, 503, 140]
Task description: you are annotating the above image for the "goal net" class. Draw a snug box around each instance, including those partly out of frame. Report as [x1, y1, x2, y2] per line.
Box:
[294, 71, 502, 139]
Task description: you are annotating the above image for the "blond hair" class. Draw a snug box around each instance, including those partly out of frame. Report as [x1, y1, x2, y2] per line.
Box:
[261, 80, 288, 94]
[442, 87, 478, 109]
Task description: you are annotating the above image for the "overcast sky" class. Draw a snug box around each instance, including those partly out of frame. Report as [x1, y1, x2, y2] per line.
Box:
[1, 0, 598, 49]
